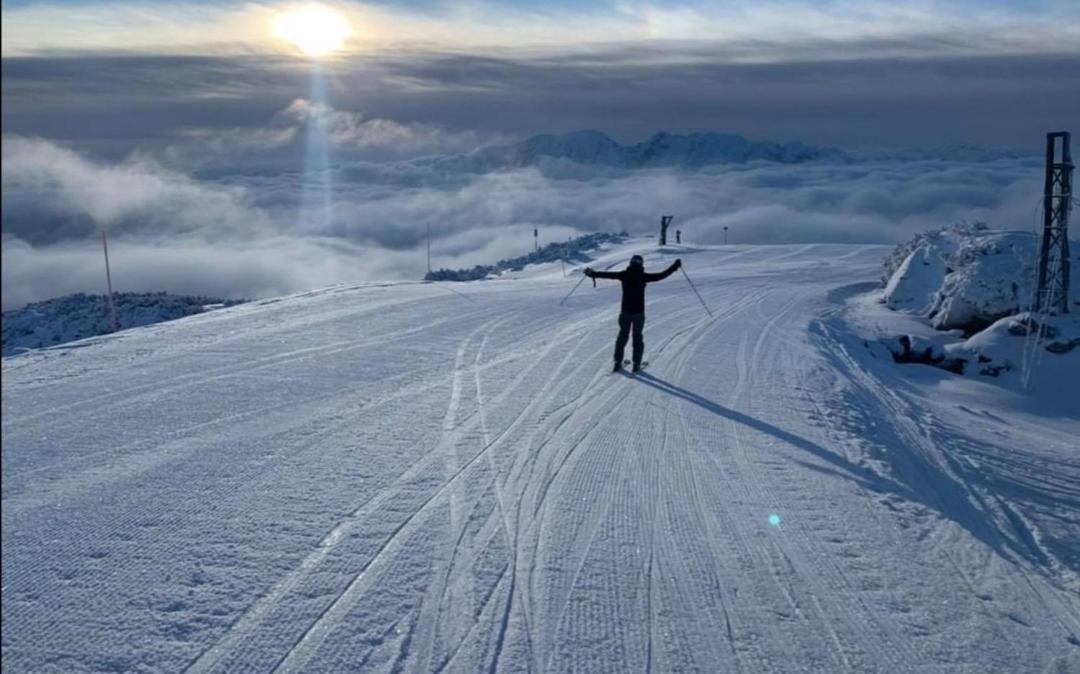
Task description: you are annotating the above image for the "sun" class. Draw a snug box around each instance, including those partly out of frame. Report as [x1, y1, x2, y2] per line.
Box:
[272, 4, 352, 58]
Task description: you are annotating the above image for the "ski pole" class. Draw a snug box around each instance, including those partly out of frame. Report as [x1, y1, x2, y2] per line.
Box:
[559, 273, 588, 305]
[680, 266, 713, 317]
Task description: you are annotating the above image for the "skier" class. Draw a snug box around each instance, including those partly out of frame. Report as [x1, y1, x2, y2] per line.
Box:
[585, 255, 681, 373]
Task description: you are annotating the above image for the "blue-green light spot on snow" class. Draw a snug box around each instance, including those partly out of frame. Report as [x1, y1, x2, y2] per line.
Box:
[768, 514, 781, 527]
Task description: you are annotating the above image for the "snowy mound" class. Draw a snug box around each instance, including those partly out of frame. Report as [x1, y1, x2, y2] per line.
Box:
[956, 312, 1080, 366]
[420, 130, 844, 173]
[882, 223, 1079, 333]
[931, 232, 1038, 332]
[882, 245, 946, 314]
[2, 292, 244, 356]
[875, 224, 1080, 378]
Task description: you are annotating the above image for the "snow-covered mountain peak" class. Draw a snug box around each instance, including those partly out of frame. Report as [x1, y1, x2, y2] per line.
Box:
[422, 129, 845, 173]
[516, 129, 625, 166]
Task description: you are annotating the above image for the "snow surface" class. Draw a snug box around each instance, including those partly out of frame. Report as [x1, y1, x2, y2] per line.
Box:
[3, 241, 1079, 672]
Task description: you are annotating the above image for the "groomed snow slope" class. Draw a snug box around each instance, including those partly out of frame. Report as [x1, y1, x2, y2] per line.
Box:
[3, 243, 1078, 673]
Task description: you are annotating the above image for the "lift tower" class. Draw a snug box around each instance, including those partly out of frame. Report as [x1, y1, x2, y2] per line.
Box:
[1036, 132, 1073, 314]
[660, 215, 673, 246]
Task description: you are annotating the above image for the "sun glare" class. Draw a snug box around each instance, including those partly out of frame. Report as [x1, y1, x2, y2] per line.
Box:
[272, 4, 352, 58]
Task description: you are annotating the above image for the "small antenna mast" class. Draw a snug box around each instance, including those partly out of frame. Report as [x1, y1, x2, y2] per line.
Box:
[101, 231, 119, 333]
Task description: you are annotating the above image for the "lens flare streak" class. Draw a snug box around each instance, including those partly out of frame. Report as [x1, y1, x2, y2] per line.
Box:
[301, 65, 333, 233]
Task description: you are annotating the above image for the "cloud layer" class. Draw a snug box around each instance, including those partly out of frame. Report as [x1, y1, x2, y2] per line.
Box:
[1, 134, 1046, 310]
[5, 47, 1078, 158]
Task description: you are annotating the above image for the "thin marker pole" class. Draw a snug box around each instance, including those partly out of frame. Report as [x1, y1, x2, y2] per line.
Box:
[680, 266, 713, 317]
[102, 231, 119, 332]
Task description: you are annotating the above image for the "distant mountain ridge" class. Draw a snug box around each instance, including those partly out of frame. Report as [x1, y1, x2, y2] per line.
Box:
[414, 130, 845, 173]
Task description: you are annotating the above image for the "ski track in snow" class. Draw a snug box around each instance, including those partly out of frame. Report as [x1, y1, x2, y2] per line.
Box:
[3, 243, 1079, 673]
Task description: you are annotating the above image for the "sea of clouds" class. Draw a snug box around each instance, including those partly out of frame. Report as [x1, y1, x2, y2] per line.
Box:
[1, 122, 1046, 310]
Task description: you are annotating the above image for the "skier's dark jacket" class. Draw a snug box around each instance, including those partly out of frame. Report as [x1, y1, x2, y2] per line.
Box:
[589, 261, 679, 314]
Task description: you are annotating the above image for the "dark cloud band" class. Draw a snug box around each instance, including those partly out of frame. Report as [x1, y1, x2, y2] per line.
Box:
[4, 44, 1078, 156]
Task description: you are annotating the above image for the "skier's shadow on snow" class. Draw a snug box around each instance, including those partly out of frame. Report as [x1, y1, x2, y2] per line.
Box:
[632, 371, 1060, 571]
[631, 372, 896, 493]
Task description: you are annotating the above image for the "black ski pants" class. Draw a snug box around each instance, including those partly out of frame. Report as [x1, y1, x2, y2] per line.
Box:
[614, 312, 645, 365]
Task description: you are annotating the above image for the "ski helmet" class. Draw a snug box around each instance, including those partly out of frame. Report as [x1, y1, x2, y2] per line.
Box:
[629, 255, 644, 267]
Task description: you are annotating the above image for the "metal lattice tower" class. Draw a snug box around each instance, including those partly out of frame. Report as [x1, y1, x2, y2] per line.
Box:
[1036, 131, 1072, 314]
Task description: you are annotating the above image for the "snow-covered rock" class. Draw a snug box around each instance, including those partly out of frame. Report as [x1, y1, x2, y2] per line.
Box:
[881, 332, 966, 373]
[881, 223, 1078, 334]
[946, 312, 1080, 376]
[881, 221, 979, 285]
[882, 244, 946, 314]
[928, 231, 1041, 332]
[2, 292, 245, 356]
[876, 224, 1080, 379]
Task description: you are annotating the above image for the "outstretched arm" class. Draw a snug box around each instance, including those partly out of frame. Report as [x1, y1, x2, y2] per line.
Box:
[585, 268, 623, 280]
[644, 259, 681, 282]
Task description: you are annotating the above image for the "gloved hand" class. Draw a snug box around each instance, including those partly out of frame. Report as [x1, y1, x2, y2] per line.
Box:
[584, 267, 595, 277]
[673, 258, 683, 269]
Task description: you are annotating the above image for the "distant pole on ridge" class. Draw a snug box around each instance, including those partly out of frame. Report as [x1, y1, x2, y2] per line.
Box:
[427, 223, 432, 275]
[660, 215, 673, 246]
[534, 227, 539, 252]
[723, 226, 729, 245]
[1036, 131, 1072, 314]
[101, 231, 119, 333]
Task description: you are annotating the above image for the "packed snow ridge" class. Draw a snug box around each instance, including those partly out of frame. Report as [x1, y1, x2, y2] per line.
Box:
[1, 292, 245, 357]
[875, 222, 1079, 377]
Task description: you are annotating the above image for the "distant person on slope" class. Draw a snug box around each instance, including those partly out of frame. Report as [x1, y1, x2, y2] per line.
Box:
[585, 255, 681, 373]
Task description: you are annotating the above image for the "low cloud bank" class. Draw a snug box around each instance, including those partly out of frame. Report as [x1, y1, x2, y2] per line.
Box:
[1, 135, 1045, 310]
[165, 99, 501, 168]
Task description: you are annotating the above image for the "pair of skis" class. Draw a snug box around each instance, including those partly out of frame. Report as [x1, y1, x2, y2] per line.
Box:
[611, 360, 649, 375]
